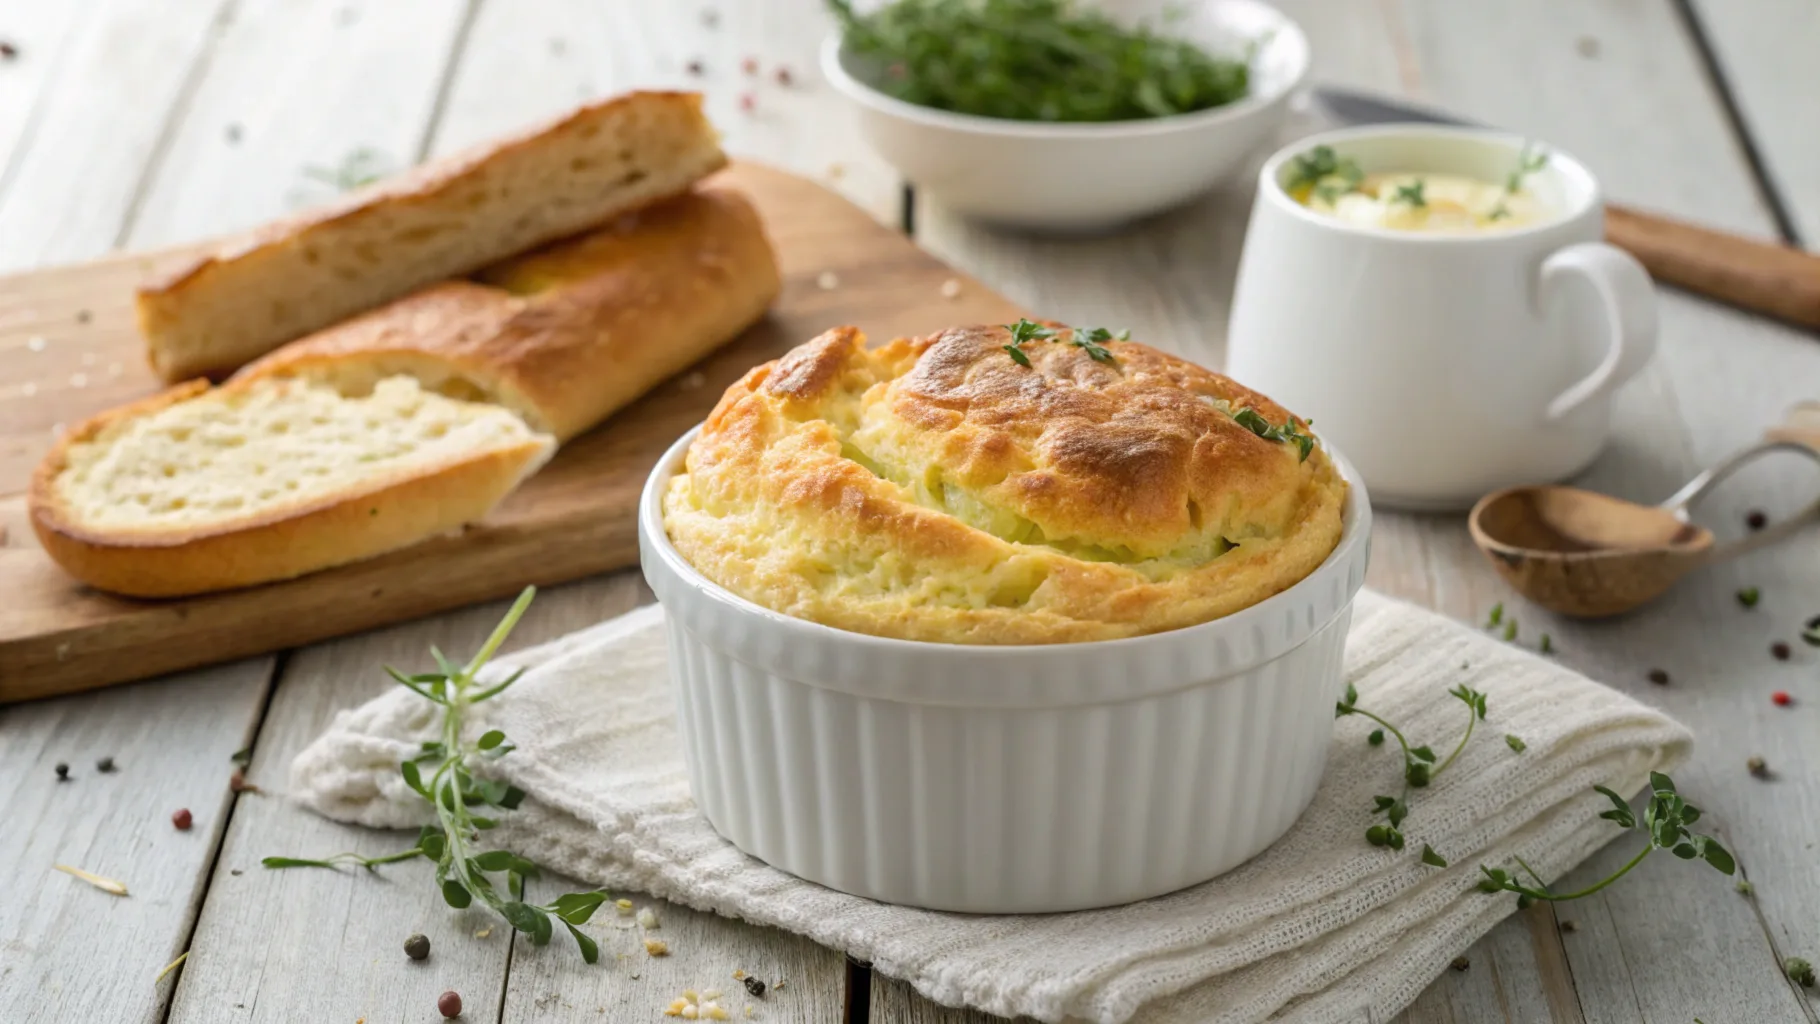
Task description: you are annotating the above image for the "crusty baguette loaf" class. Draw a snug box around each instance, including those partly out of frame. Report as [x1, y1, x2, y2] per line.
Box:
[30, 376, 555, 598]
[138, 91, 728, 383]
[236, 186, 781, 442]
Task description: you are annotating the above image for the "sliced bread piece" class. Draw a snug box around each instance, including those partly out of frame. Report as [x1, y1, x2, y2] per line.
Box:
[137, 90, 728, 382]
[236, 187, 781, 442]
[30, 375, 555, 597]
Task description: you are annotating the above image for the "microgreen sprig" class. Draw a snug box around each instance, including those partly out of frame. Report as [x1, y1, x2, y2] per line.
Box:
[1392, 179, 1428, 209]
[1505, 145, 1549, 194]
[1476, 771, 1734, 908]
[263, 587, 610, 963]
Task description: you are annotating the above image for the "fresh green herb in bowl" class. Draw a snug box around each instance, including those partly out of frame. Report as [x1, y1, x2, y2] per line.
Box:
[828, 0, 1249, 122]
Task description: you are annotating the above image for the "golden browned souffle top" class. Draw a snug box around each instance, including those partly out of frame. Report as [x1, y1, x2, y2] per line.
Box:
[662, 323, 1347, 644]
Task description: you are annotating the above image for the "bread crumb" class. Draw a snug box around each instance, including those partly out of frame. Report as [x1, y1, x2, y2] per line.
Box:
[701, 989, 721, 1001]
[644, 938, 670, 957]
[20, 382, 36, 397]
[816, 271, 840, 291]
[474, 927, 491, 938]
[638, 907, 660, 930]
[705, 1005, 730, 1021]
[681, 1005, 699, 1020]
[69, 372, 88, 388]
[940, 279, 961, 300]
[826, 162, 845, 180]
[26, 336, 46, 352]
[680, 371, 707, 391]
[616, 897, 635, 915]
[731, 970, 746, 980]
[81, 352, 99, 365]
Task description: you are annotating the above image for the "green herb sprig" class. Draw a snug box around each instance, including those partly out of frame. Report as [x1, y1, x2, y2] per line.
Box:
[303, 147, 390, 192]
[1232, 406, 1316, 462]
[1476, 771, 1734, 908]
[263, 588, 610, 963]
[1392, 179, 1428, 208]
[1286, 145, 1365, 204]
[830, 0, 1249, 123]
[1505, 145, 1549, 194]
[999, 318, 1128, 367]
[1336, 682, 1495, 852]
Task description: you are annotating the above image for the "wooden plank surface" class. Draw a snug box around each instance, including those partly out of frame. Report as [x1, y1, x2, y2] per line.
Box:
[172, 5, 902, 1024]
[1686, 0, 1820, 247]
[0, 161, 1020, 704]
[891, 0, 1820, 1022]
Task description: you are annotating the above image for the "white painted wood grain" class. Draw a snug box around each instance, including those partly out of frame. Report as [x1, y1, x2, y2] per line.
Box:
[125, 0, 476, 249]
[0, 0, 232, 272]
[0, 2, 86, 184]
[0, 661, 268, 1024]
[1687, 0, 1820, 246]
[900, 0, 1819, 1021]
[428, 0, 903, 225]
[168, 583, 648, 1024]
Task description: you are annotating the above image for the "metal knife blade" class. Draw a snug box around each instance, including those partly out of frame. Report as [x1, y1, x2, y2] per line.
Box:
[1311, 86, 1476, 129]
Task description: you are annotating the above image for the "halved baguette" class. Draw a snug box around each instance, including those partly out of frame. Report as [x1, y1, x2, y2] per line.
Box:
[30, 376, 555, 598]
[138, 90, 728, 383]
[237, 186, 781, 442]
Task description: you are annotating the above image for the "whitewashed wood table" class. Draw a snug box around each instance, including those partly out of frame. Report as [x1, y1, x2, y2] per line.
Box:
[3, 2, 1817, 1022]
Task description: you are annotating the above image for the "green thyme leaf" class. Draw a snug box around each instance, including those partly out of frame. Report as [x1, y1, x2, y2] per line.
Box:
[1368, 728, 1385, 746]
[1421, 844, 1448, 868]
[1505, 734, 1527, 753]
[1003, 344, 1032, 367]
[1392, 179, 1427, 208]
[1486, 603, 1503, 628]
[1736, 586, 1760, 608]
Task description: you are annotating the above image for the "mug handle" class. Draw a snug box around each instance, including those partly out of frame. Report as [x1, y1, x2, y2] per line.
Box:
[1537, 241, 1659, 423]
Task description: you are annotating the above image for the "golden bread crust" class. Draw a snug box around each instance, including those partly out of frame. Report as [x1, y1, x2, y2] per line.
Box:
[662, 324, 1347, 644]
[236, 187, 781, 441]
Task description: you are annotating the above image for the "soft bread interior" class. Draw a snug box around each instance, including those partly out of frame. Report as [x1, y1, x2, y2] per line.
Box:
[52, 375, 553, 534]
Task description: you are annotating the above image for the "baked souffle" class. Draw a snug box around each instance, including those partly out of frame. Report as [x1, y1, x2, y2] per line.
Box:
[661, 323, 1347, 644]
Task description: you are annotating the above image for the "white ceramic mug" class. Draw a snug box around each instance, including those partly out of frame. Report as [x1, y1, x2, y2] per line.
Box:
[1226, 125, 1657, 510]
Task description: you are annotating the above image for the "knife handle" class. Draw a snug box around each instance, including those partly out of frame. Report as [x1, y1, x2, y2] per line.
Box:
[1605, 204, 1820, 330]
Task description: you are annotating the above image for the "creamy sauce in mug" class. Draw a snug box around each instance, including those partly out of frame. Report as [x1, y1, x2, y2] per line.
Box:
[1285, 146, 1555, 234]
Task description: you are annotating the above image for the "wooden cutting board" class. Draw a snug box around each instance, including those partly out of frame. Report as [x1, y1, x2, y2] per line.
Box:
[0, 162, 1023, 703]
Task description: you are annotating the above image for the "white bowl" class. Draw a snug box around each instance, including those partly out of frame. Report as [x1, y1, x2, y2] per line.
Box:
[638, 427, 1372, 913]
[820, 0, 1310, 232]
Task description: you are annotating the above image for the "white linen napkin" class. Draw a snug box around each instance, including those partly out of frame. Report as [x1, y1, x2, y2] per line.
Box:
[291, 591, 1691, 1024]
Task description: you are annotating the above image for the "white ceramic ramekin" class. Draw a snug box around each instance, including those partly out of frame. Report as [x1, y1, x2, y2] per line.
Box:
[820, 0, 1309, 232]
[639, 428, 1371, 913]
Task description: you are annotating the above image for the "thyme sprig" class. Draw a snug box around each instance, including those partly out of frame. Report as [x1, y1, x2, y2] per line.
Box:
[1476, 771, 1734, 908]
[1392, 179, 1428, 208]
[1232, 406, 1316, 462]
[1000, 318, 1128, 367]
[263, 587, 610, 963]
[1505, 145, 1549, 194]
[1337, 682, 1498, 853]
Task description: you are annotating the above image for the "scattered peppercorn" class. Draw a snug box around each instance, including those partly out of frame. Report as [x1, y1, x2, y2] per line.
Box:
[225, 123, 242, 144]
[1647, 668, 1670, 686]
[54, 763, 70, 781]
[438, 990, 463, 1017]
[172, 808, 193, 830]
[774, 65, 793, 86]
[741, 56, 759, 75]
[1771, 641, 1790, 661]
[743, 976, 767, 998]
[1786, 957, 1815, 988]
[96, 756, 116, 773]
[0, 41, 17, 60]
[1737, 586, 1760, 608]
[1745, 510, 1767, 530]
[404, 933, 430, 961]
[701, 8, 719, 28]
[75, 309, 92, 324]
[686, 59, 704, 75]
[1747, 756, 1770, 779]
[738, 92, 756, 113]
[229, 769, 261, 794]
[1450, 956, 1470, 971]
[1771, 690, 1792, 707]
[1559, 919, 1577, 933]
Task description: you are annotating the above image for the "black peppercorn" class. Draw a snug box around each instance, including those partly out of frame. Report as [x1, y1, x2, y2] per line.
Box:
[743, 976, 767, 998]
[1771, 641, 1790, 661]
[1748, 756, 1770, 779]
[1647, 669, 1669, 686]
[1451, 956, 1470, 971]
[404, 933, 430, 961]
[1745, 510, 1767, 531]
[97, 756, 116, 773]
[54, 763, 70, 781]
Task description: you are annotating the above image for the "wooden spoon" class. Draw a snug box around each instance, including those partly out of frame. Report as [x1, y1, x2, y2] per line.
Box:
[1469, 403, 1820, 617]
